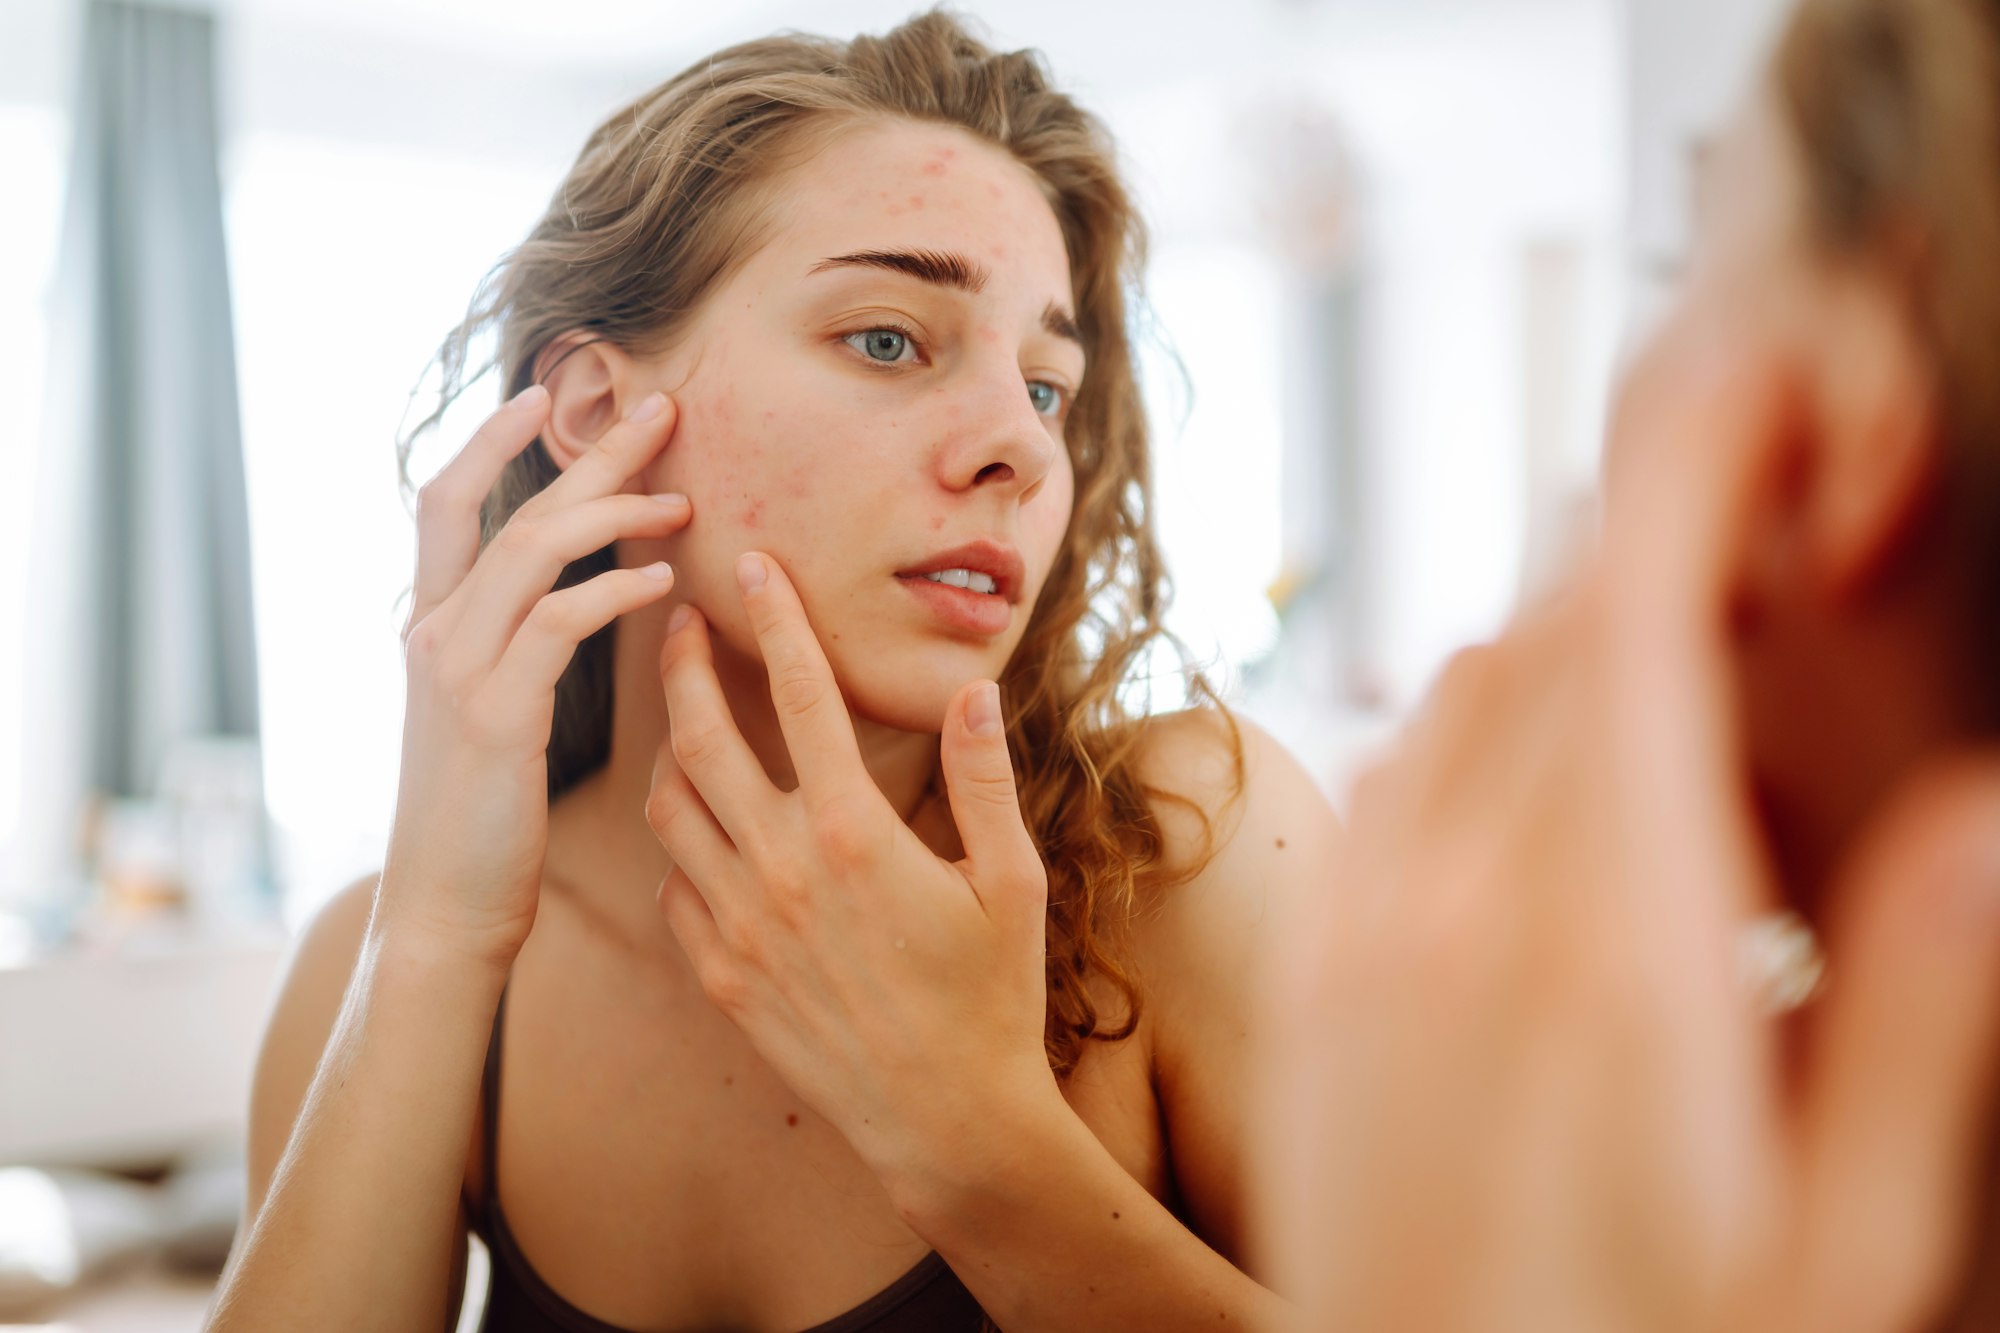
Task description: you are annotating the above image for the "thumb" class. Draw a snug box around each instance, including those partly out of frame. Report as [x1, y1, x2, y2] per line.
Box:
[940, 680, 1044, 915]
[1788, 756, 2000, 1332]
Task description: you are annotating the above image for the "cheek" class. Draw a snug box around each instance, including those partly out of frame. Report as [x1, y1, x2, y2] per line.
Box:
[1024, 454, 1078, 584]
[651, 391, 795, 527]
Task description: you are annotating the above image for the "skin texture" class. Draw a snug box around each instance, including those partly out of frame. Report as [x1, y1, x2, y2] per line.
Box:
[1256, 96, 2000, 1332]
[213, 116, 1336, 1333]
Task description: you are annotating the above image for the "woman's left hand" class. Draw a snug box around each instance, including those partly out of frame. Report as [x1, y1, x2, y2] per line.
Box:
[647, 550, 1056, 1187]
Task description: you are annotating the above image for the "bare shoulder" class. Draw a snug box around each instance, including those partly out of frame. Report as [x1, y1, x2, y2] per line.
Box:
[1126, 708, 1341, 985]
[1119, 709, 1340, 1266]
[243, 875, 379, 1215]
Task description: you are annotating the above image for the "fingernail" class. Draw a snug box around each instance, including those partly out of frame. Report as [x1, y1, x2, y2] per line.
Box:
[651, 492, 689, 509]
[736, 553, 767, 594]
[668, 604, 693, 633]
[640, 562, 673, 581]
[626, 392, 666, 424]
[967, 681, 1002, 737]
[510, 383, 548, 410]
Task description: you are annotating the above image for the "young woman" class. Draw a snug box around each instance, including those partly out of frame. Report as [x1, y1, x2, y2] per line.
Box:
[208, 12, 1333, 1332]
[1260, 0, 2000, 1327]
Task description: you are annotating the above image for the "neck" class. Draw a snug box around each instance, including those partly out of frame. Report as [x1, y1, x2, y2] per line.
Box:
[543, 599, 943, 942]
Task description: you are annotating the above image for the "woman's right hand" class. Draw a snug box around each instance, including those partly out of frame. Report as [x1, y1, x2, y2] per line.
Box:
[374, 385, 688, 967]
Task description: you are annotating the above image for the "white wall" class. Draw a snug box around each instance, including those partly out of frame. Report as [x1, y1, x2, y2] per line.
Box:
[1624, 0, 1793, 270]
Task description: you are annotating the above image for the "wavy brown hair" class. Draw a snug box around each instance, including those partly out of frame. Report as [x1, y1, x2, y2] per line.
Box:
[1773, 0, 2000, 719]
[399, 10, 1240, 1078]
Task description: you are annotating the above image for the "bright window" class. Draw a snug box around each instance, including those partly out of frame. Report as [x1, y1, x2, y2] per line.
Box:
[227, 135, 553, 919]
[0, 105, 67, 901]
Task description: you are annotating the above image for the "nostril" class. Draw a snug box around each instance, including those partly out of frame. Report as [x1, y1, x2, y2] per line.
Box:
[974, 462, 1014, 485]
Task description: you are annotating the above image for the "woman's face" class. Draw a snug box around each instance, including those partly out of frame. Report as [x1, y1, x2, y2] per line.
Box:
[635, 118, 1083, 735]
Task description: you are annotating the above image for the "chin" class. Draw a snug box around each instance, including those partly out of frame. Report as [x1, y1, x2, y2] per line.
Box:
[842, 675, 966, 735]
[838, 653, 1008, 736]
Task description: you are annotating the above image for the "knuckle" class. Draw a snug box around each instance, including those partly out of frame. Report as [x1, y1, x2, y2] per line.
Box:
[402, 619, 446, 669]
[770, 663, 829, 716]
[494, 515, 544, 557]
[961, 766, 1018, 806]
[810, 800, 877, 869]
[670, 723, 727, 772]
[643, 789, 678, 835]
[699, 964, 751, 1015]
[414, 477, 461, 523]
[523, 589, 586, 640]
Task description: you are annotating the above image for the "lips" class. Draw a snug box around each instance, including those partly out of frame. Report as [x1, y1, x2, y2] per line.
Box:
[893, 541, 1025, 603]
[893, 539, 1025, 638]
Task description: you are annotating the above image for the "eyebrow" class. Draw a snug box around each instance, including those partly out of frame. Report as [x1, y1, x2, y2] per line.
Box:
[809, 246, 1085, 349]
[810, 247, 990, 293]
[1041, 304, 1082, 346]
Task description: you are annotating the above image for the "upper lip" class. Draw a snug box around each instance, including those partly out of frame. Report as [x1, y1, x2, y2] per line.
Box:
[895, 540, 1026, 604]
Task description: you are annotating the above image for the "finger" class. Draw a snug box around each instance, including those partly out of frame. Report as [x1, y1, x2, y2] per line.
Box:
[1788, 756, 2000, 1332]
[644, 728, 741, 895]
[1601, 307, 1797, 644]
[658, 867, 742, 1010]
[409, 384, 549, 631]
[519, 391, 678, 519]
[1597, 320, 1798, 903]
[479, 562, 676, 706]
[1596, 317, 1802, 996]
[659, 605, 779, 846]
[735, 552, 867, 801]
[939, 680, 1044, 919]
[447, 492, 691, 673]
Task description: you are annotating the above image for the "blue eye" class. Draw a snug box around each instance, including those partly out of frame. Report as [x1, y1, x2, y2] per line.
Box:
[1027, 381, 1065, 417]
[846, 328, 914, 362]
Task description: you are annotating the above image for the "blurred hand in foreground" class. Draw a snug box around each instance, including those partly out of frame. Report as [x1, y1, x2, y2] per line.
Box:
[1257, 306, 2000, 1333]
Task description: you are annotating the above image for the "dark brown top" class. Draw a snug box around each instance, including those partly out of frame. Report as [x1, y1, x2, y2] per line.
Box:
[469, 988, 989, 1333]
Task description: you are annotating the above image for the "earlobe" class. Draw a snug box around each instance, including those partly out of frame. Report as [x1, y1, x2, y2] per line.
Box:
[534, 334, 633, 470]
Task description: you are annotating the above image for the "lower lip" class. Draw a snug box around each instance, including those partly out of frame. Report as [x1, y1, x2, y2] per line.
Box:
[896, 575, 1013, 636]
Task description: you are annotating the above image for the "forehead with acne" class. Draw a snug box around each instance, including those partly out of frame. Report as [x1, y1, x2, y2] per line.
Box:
[767, 119, 1071, 286]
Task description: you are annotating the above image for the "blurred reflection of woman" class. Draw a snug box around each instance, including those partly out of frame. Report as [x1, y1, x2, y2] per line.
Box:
[1262, 0, 2000, 1328]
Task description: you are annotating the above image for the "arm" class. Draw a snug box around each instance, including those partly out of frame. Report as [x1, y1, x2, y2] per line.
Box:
[883, 715, 1338, 1327]
[209, 386, 689, 1331]
[208, 879, 492, 1333]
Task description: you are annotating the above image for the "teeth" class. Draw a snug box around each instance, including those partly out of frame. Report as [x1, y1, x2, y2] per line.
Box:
[922, 568, 998, 594]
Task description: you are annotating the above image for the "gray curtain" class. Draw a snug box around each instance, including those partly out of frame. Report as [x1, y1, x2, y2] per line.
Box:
[24, 0, 258, 896]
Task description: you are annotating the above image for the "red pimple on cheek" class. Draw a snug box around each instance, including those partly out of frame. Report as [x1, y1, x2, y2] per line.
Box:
[740, 499, 765, 529]
[907, 195, 925, 210]
[929, 514, 946, 531]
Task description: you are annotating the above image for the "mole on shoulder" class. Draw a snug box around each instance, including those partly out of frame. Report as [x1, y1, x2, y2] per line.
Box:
[785, 1113, 800, 1127]
[1275, 837, 1287, 850]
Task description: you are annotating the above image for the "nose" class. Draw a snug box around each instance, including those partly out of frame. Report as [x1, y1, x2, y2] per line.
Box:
[934, 363, 1060, 503]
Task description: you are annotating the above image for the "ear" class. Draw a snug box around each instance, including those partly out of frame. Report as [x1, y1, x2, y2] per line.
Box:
[1798, 270, 1941, 601]
[532, 334, 648, 470]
